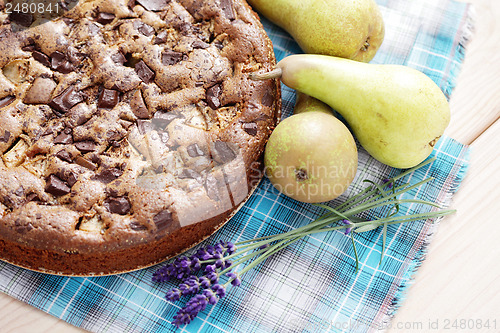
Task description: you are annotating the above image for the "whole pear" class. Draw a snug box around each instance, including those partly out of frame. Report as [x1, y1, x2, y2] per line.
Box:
[251, 55, 450, 168]
[264, 111, 358, 203]
[248, 0, 385, 62]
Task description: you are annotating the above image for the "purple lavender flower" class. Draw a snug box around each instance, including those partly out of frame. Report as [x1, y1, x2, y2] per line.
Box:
[152, 256, 199, 282]
[226, 272, 241, 287]
[191, 257, 201, 270]
[166, 288, 182, 302]
[152, 265, 172, 283]
[199, 276, 212, 289]
[203, 288, 218, 305]
[185, 294, 208, 313]
[154, 241, 241, 328]
[212, 251, 223, 260]
[164, 271, 220, 303]
[340, 219, 353, 235]
[382, 178, 393, 189]
[157, 241, 237, 283]
[179, 276, 201, 296]
[172, 311, 193, 328]
[195, 248, 213, 261]
[205, 245, 217, 257]
[226, 272, 241, 286]
[224, 241, 236, 255]
[204, 264, 217, 273]
[211, 284, 226, 298]
[172, 285, 227, 327]
[215, 258, 224, 268]
[172, 294, 209, 328]
[206, 271, 219, 284]
[195, 246, 216, 261]
[211, 252, 224, 267]
[258, 243, 270, 250]
[214, 242, 225, 253]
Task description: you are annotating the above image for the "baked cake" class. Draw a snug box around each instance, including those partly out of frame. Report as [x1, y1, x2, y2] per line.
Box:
[0, 0, 280, 275]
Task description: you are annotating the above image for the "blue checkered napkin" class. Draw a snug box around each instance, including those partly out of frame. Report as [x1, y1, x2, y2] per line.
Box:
[0, 0, 473, 332]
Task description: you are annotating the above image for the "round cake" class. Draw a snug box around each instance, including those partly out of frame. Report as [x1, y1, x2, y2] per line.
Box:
[0, 0, 280, 275]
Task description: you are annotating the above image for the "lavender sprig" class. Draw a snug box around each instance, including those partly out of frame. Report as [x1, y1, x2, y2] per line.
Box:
[154, 157, 456, 328]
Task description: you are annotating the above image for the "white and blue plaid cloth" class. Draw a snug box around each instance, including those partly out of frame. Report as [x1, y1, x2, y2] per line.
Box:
[0, 0, 473, 332]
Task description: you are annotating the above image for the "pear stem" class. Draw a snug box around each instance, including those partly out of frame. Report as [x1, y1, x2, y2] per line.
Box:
[248, 68, 283, 81]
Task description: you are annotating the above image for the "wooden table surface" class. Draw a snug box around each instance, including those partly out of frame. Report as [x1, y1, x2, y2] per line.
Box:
[1, 0, 499, 332]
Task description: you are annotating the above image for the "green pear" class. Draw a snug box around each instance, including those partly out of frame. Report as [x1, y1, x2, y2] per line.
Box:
[264, 111, 358, 203]
[251, 55, 450, 168]
[248, 0, 385, 62]
[293, 93, 333, 115]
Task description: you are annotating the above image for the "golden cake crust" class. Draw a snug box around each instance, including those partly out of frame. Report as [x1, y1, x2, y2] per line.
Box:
[0, 0, 280, 275]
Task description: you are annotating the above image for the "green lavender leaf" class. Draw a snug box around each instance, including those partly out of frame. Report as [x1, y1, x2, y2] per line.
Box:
[363, 179, 390, 196]
[354, 224, 380, 233]
[350, 232, 360, 273]
[380, 222, 388, 266]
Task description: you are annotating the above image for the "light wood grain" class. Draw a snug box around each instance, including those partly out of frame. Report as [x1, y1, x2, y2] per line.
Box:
[0, 0, 499, 332]
[0, 295, 81, 333]
[446, 0, 500, 145]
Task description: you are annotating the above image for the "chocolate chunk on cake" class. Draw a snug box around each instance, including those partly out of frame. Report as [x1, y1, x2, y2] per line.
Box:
[0, 0, 280, 275]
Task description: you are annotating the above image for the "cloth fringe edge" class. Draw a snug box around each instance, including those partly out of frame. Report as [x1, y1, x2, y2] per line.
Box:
[443, 2, 477, 98]
[376, 137, 472, 332]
